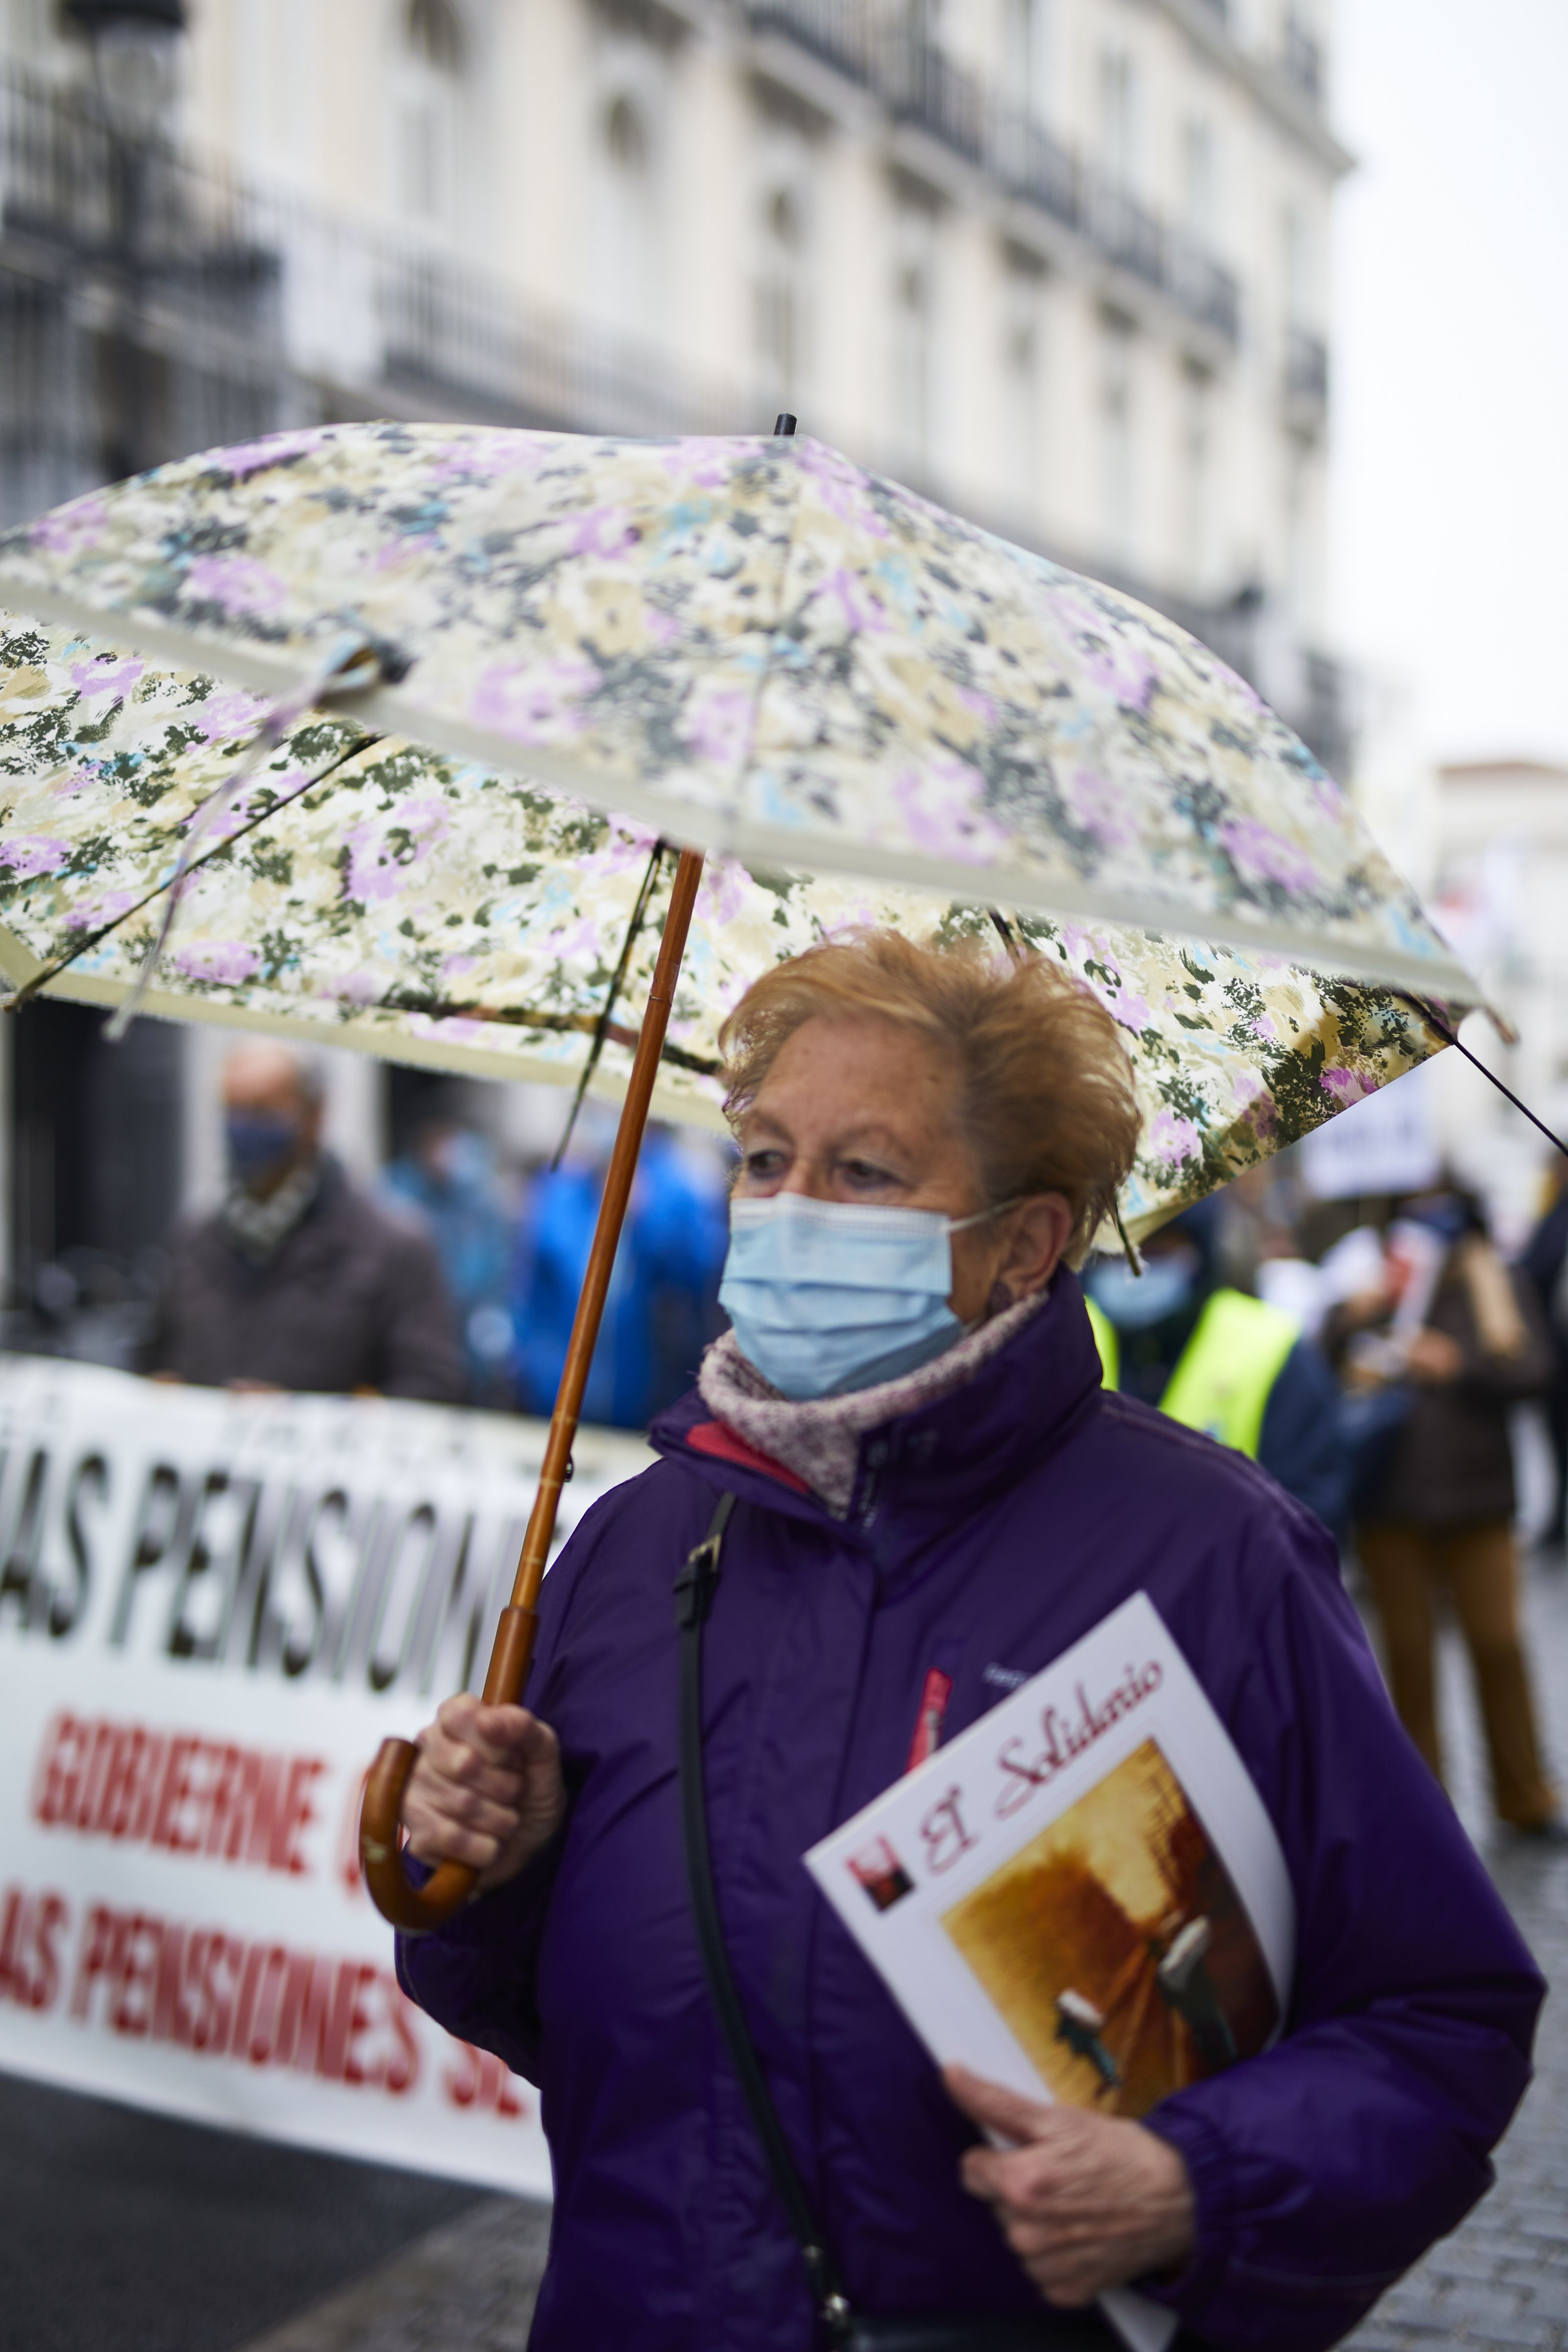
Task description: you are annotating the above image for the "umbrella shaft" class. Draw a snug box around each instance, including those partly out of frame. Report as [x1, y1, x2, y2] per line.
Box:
[490, 844, 708, 1701]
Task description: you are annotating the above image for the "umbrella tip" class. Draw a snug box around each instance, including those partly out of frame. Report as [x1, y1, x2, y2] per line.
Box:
[773, 413, 798, 438]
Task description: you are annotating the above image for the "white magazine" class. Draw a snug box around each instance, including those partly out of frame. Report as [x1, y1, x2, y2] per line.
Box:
[805, 1593, 1295, 2352]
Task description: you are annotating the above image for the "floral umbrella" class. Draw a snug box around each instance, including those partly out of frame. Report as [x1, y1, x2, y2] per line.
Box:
[0, 425, 1477, 1929]
[0, 422, 1470, 1001]
[0, 608, 1455, 1246]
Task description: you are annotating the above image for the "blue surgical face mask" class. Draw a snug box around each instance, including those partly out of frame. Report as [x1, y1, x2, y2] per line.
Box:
[1086, 1252, 1197, 1331]
[226, 1110, 300, 1186]
[719, 1193, 1002, 1401]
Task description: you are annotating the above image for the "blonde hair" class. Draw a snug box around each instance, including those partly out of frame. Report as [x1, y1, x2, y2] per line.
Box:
[719, 930, 1140, 1262]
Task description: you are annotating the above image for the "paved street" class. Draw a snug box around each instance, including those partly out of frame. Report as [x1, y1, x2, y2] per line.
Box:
[5, 1551, 1565, 2352]
[1340, 1551, 1568, 2352]
[0, 2071, 481, 2352]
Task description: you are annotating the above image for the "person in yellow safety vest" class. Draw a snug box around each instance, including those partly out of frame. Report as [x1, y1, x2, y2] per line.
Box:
[1084, 1197, 1348, 1531]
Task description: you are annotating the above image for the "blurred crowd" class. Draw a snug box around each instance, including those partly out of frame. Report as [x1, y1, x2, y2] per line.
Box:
[27, 1037, 1568, 1838]
[139, 1044, 732, 1433]
[1083, 1155, 1568, 1838]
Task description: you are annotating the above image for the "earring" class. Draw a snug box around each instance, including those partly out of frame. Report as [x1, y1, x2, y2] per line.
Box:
[987, 1279, 1013, 1316]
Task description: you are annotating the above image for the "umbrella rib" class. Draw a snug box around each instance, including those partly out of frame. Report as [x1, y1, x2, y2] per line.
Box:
[103, 634, 386, 1040]
[1, 730, 383, 1011]
[549, 836, 667, 1171]
[372, 987, 720, 1077]
[1394, 992, 1568, 1160]
[0, 579, 1479, 1006]
[988, 906, 1024, 962]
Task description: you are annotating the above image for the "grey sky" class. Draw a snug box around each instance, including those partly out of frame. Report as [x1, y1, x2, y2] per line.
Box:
[1330, 0, 1568, 770]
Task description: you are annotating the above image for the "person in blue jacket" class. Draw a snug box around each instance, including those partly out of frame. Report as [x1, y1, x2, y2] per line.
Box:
[513, 1121, 729, 1429]
[1085, 1196, 1347, 1530]
[382, 1118, 515, 1405]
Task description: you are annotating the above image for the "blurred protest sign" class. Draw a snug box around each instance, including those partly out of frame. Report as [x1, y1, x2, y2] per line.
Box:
[0, 1356, 650, 2192]
[1299, 1065, 1441, 1201]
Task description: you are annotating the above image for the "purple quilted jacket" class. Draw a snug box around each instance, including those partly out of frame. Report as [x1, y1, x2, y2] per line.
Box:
[397, 1272, 1541, 2351]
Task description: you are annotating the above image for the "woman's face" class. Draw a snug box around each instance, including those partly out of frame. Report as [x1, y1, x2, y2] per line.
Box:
[732, 1014, 1072, 1321]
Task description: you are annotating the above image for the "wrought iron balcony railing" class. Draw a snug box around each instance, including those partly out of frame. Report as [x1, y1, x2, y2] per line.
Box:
[0, 54, 746, 517]
[987, 105, 1078, 231]
[0, 59, 1343, 772]
[1168, 236, 1241, 342]
[746, 0, 1240, 343]
[746, 0, 874, 87]
[1085, 177, 1165, 293]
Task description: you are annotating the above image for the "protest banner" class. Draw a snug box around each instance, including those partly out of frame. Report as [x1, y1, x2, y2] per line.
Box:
[1298, 1060, 1441, 1201]
[0, 1353, 650, 2194]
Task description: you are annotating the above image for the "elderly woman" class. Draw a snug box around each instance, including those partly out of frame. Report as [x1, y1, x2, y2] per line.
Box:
[396, 934, 1539, 2352]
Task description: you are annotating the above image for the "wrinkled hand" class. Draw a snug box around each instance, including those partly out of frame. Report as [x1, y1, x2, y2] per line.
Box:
[947, 2067, 1195, 2306]
[401, 1694, 565, 1894]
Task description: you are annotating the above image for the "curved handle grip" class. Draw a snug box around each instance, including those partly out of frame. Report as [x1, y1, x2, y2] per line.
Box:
[359, 1737, 478, 1933]
[361, 1606, 539, 1931]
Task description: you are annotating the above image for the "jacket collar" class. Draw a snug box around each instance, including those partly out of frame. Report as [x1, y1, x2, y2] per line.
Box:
[651, 1268, 1106, 1553]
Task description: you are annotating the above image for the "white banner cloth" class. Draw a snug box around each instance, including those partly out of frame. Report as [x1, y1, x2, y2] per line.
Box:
[0, 1354, 652, 2193]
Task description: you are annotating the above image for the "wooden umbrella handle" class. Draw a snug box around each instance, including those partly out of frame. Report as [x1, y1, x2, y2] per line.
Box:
[361, 847, 707, 1934]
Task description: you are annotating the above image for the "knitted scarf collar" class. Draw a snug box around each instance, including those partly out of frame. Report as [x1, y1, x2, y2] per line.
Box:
[696, 1287, 1051, 1518]
[219, 1158, 321, 1266]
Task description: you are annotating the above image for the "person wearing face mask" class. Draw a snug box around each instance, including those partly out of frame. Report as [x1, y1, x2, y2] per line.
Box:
[1082, 1200, 1348, 1532]
[390, 933, 1538, 2352]
[143, 1042, 464, 1401]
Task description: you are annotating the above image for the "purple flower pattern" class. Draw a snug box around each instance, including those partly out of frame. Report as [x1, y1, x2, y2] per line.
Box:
[0, 428, 1473, 1235]
[0, 421, 1469, 996]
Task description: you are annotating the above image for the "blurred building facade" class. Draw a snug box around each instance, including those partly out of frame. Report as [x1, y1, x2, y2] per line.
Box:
[0, 0, 1349, 1321]
[1428, 760, 1568, 1243]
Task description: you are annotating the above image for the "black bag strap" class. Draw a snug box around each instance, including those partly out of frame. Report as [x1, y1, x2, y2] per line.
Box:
[676, 1494, 852, 2346]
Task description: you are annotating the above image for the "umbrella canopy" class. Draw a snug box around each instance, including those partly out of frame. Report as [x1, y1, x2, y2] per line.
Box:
[0, 423, 1479, 1931]
[0, 423, 1470, 1003]
[0, 605, 1450, 1241]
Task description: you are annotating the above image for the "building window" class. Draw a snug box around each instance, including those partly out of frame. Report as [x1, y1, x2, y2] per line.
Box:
[1099, 319, 1134, 565]
[396, 0, 467, 233]
[1002, 275, 1044, 512]
[1281, 203, 1312, 324]
[1180, 365, 1213, 590]
[1098, 47, 1136, 190]
[409, 0, 464, 70]
[1002, 0, 1051, 124]
[1282, 433, 1312, 625]
[755, 185, 808, 407]
[605, 91, 648, 174]
[892, 242, 934, 471]
[591, 89, 659, 336]
[1182, 118, 1216, 248]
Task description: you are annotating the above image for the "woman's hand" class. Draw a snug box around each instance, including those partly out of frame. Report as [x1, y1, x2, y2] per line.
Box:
[1404, 1328, 1463, 1384]
[946, 2067, 1195, 2305]
[400, 1694, 566, 1893]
